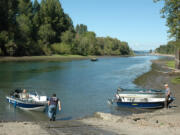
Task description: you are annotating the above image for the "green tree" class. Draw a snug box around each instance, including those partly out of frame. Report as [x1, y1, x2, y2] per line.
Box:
[32, 0, 41, 41]
[84, 32, 96, 55]
[78, 36, 89, 56]
[39, 0, 73, 43]
[61, 30, 75, 44]
[38, 24, 56, 44]
[0, 0, 18, 56]
[76, 24, 88, 35]
[15, 0, 34, 56]
[96, 37, 105, 55]
[154, 0, 180, 69]
[33, 0, 40, 14]
[0, 0, 133, 57]
[51, 42, 71, 54]
[0, 0, 18, 32]
[156, 41, 176, 54]
[0, 31, 9, 56]
[119, 42, 131, 55]
[0, 0, 8, 32]
[5, 40, 17, 56]
[73, 31, 96, 56]
[154, 0, 180, 40]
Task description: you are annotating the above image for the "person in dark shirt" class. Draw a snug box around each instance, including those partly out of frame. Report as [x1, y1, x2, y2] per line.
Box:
[48, 94, 61, 121]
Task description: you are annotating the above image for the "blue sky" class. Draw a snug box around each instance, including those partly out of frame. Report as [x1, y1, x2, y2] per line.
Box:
[36, 0, 169, 50]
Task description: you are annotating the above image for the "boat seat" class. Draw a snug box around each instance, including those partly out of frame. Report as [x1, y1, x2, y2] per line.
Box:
[19, 93, 29, 100]
[39, 96, 47, 102]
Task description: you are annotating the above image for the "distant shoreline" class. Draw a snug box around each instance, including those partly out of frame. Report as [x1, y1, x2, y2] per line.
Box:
[0, 55, 132, 62]
[0, 55, 92, 62]
[150, 52, 175, 58]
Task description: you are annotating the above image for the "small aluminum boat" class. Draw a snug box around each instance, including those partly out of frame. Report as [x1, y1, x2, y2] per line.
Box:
[91, 58, 98, 61]
[6, 89, 48, 111]
[116, 88, 165, 98]
[109, 88, 175, 109]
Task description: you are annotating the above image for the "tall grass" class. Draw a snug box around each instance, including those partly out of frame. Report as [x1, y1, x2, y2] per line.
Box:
[166, 61, 175, 69]
[171, 77, 180, 84]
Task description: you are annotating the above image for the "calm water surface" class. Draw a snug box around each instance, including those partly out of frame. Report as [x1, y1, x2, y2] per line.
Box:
[0, 56, 159, 121]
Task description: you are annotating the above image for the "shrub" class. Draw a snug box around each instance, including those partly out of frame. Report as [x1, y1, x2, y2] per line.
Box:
[171, 77, 180, 84]
[51, 43, 71, 54]
[42, 45, 52, 56]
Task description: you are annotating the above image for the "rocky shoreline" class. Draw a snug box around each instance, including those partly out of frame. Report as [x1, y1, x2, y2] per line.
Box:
[1, 57, 180, 135]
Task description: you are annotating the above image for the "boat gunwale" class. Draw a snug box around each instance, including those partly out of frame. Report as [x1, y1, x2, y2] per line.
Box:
[118, 88, 165, 94]
[6, 96, 47, 105]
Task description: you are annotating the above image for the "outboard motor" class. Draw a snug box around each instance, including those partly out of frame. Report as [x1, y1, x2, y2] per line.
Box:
[169, 97, 175, 103]
[10, 89, 22, 98]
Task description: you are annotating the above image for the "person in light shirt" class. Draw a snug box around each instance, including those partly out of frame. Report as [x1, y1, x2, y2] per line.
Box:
[21, 89, 29, 99]
[164, 84, 171, 108]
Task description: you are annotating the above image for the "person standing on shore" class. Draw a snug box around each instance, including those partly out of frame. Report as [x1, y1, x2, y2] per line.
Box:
[48, 94, 61, 121]
[164, 84, 171, 108]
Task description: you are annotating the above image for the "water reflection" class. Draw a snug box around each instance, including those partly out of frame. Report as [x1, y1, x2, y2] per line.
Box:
[0, 62, 65, 85]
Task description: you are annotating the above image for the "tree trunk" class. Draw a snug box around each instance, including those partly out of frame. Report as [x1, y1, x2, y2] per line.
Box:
[175, 48, 180, 69]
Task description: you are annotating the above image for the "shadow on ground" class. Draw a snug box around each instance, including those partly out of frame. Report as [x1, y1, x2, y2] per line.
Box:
[41, 120, 123, 135]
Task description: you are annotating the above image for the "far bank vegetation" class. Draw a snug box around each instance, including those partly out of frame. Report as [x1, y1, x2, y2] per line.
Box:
[0, 0, 133, 57]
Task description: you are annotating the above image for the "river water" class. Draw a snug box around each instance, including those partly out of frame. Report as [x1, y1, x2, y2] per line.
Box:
[0, 56, 159, 121]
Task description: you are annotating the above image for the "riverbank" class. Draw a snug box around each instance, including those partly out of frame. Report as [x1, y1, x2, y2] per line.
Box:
[1, 110, 180, 135]
[1, 57, 180, 135]
[0, 55, 92, 62]
[134, 58, 180, 112]
[150, 52, 175, 58]
[0, 55, 132, 62]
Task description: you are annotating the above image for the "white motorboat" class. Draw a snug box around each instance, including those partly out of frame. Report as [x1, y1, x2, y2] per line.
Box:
[6, 89, 48, 111]
[109, 88, 175, 108]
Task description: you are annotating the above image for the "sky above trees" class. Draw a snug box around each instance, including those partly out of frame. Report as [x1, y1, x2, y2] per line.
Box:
[34, 0, 169, 50]
[0, 0, 133, 56]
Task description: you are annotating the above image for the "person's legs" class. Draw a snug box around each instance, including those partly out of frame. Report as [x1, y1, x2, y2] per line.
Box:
[52, 108, 57, 121]
[165, 95, 170, 108]
[167, 95, 170, 108]
[48, 105, 53, 120]
[48, 105, 56, 120]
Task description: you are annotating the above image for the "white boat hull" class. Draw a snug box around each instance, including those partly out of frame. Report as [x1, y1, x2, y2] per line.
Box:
[6, 96, 47, 111]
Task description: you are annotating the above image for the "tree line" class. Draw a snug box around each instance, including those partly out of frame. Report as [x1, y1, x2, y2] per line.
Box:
[155, 41, 177, 54]
[154, 0, 180, 53]
[0, 0, 133, 56]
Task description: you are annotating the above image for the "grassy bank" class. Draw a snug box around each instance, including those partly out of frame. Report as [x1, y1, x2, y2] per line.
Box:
[171, 77, 180, 84]
[166, 60, 175, 69]
[0, 54, 133, 62]
[165, 60, 180, 84]
[135, 58, 180, 86]
[0, 55, 95, 62]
